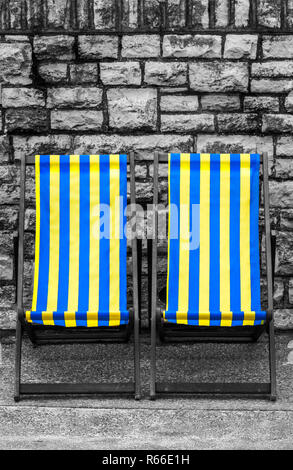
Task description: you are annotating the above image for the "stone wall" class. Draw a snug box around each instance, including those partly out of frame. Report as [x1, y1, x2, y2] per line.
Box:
[1, 0, 293, 331]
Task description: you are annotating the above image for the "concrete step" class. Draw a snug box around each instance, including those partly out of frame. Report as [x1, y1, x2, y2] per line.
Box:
[1, 332, 293, 449]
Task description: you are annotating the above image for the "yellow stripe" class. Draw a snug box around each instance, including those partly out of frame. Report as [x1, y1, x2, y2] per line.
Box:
[87, 155, 100, 327]
[31, 155, 41, 320]
[240, 154, 253, 325]
[166, 154, 171, 312]
[65, 155, 80, 327]
[109, 154, 120, 326]
[198, 154, 210, 325]
[177, 154, 190, 324]
[44, 155, 60, 325]
[219, 154, 232, 327]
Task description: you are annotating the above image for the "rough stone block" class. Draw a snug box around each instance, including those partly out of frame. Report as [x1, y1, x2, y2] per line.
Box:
[167, 0, 187, 28]
[100, 62, 141, 85]
[69, 64, 98, 84]
[274, 309, 293, 329]
[107, 88, 157, 130]
[217, 114, 259, 133]
[275, 232, 293, 275]
[274, 279, 284, 303]
[270, 182, 293, 208]
[5, 109, 48, 133]
[285, 91, 293, 112]
[51, 110, 103, 131]
[0, 42, 32, 85]
[78, 35, 118, 59]
[38, 63, 68, 84]
[190, 62, 249, 92]
[201, 94, 240, 112]
[13, 135, 72, 160]
[189, 0, 209, 27]
[94, 0, 116, 29]
[161, 114, 214, 133]
[263, 36, 293, 59]
[0, 136, 11, 163]
[163, 35, 221, 58]
[252, 61, 293, 78]
[46, 0, 71, 28]
[224, 35, 258, 59]
[0, 285, 15, 307]
[276, 136, 293, 156]
[122, 0, 139, 29]
[145, 62, 187, 86]
[161, 95, 199, 112]
[234, 0, 250, 27]
[47, 87, 103, 108]
[34, 35, 75, 61]
[215, 0, 229, 27]
[244, 96, 279, 113]
[257, 0, 281, 28]
[275, 159, 293, 179]
[122, 35, 160, 58]
[0, 207, 17, 231]
[280, 209, 293, 230]
[262, 114, 293, 133]
[251, 80, 293, 93]
[0, 254, 13, 281]
[2, 88, 45, 108]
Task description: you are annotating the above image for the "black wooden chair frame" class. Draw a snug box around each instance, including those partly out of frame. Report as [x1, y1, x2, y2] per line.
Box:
[14, 152, 140, 401]
[150, 151, 277, 400]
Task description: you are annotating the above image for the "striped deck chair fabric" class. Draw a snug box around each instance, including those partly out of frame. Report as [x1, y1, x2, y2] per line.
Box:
[164, 153, 266, 327]
[26, 154, 128, 327]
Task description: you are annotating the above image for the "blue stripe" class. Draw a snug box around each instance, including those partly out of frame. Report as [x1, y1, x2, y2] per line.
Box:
[188, 153, 200, 325]
[209, 154, 221, 325]
[165, 153, 180, 322]
[33, 155, 50, 324]
[119, 154, 128, 322]
[229, 154, 242, 326]
[98, 155, 110, 326]
[77, 155, 90, 326]
[55, 155, 70, 326]
[250, 154, 262, 316]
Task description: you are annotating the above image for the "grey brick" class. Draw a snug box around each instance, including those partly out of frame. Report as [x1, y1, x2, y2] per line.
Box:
[190, 62, 249, 92]
[224, 35, 258, 59]
[69, 64, 98, 84]
[244, 96, 279, 113]
[107, 88, 157, 130]
[263, 36, 293, 59]
[38, 63, 68, 84]
[217, 113, 259, 133]
[0, 255, 13, 281]
[100, 62, 141, 85]
[145, 62, 187, 86]
[215, 0, 229, 27]
[276, 136, 293, 156]
[2, 87, 45, 108]
[285, 91, 293, 112]
[258, 0, 281, 28]
[161, 95, 199, 112]
[51, 110, 103, 131]
[122, 35, 160, 58]
[263, 114, 293, 133]
[163, 35, 221, 58]
[0, 42, 32, 85]
[78, 35, 118, 59]
[252, 61, 293, 78]
[47, 87, 103, 108]
[251, 79, 293, 93]
[34, 35, 75, 61]
[201, 94, 240, 112]
[161, 114, 214, 133]
[13, 135, 72, 160]
[5, 108, 48, 133]
[234, 0, 250, 27]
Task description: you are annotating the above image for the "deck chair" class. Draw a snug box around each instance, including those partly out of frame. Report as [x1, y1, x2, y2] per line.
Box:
[15, 152, 140, 400]
[150, 152, 276, 400]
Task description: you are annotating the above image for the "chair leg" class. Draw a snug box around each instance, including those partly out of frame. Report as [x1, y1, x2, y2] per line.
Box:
[150, 307, 157, 400]
[14, 319, 23, 402]
[269, 319, 277, 401]
[134, 310, 141, 400]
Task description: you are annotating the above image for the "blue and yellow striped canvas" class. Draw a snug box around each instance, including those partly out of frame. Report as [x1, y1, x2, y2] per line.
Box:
[26, 154, 128, 327]
[164, 153, 266, 327]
